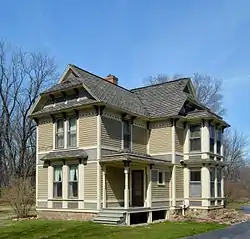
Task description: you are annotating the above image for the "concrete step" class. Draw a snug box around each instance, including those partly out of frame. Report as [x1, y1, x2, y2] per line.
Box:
[94, 216, 121, 222]
[98, 212, 124, 218]
[93, 209, 126, 225]
[94, 220, 119, 225]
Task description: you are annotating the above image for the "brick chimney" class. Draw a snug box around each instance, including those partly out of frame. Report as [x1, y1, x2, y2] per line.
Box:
[105, 74, 118, 84]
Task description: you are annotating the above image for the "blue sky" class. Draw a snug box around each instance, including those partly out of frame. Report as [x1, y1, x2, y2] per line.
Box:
[0, 0, 249, 137]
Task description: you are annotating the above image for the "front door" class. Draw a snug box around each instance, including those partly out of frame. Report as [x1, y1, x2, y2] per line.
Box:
[132, 170, 144, 207]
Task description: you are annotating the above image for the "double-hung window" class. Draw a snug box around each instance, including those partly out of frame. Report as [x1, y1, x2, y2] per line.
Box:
[53, 166, 62, 198]
[68, 165, 78, 198]
[123, 120, 131, 150]
[210, 168, 215, 197]
[217, 130, 222, 155]
[68, 117, 77, 147]
[190, 170, 201, 197]
[210, 124, 215, 153]
[190, 124, 201, 151]
[56, 119, 64, 148]
[217, 168, 222, 197]
[158, 170, 165, 185]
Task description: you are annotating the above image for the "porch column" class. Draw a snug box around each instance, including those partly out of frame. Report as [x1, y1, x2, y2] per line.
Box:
[62, 162, 69, 208]
[201, 120, 210, 159]
[47, 162, 53, 208]
[214, 167, 218, 205]
[147, 164, 152, 207]
[78, 160, 85, 209]
[102, 165, 107, 209]
[201, 164, 210, 207]
[171, 119, 176, 207]
[221, 167, 225, 199]
[124, 161, 130, 209]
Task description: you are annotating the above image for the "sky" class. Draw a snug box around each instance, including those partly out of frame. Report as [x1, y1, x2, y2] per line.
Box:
[0, 0, 249, 139]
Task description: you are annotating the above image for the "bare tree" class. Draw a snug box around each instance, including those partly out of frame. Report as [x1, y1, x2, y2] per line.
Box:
[144, 73, 225, 116]
[0, 41, 57, 185]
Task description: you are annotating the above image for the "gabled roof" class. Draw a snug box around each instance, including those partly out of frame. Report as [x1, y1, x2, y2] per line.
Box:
[130, 78, 191, 117]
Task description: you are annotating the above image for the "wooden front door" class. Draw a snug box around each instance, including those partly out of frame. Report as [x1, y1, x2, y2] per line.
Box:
[132, 170, 144, 207]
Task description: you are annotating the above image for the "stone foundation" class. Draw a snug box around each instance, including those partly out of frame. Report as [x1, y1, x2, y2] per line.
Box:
[37, 210, 97, 221]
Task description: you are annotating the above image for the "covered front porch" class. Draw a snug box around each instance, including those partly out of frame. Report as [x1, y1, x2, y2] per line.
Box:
[99, 151, 172, 224]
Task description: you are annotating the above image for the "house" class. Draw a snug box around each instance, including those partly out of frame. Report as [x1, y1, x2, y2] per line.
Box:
[29, 64, 229, 225]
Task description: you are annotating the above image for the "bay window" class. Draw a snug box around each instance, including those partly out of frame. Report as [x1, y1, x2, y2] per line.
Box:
[123, 120, 131, 150]
[53, 166, 62, 198]
[190, 124, 201, 151]
[56, 119, 64, 148]
[190, 170, 201, 197]
[68, 117, 77, 147]
[68, 165, 78, 198]
[209, 124, 215, 153]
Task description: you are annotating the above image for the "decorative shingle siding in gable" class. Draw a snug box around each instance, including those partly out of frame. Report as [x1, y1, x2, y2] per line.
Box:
[106, 166, 124, 202]
[175, 127, 184, 153]
[176, 166, 184, 198]
[84, 162, 97, 200]
[38, 117, 53, 152]
[78, 109, 97, 147]
[101, 117, 121, 150]
[37, 166, 48, 199]
[132, 125, 147, 154]
[148, 121, 172, 154]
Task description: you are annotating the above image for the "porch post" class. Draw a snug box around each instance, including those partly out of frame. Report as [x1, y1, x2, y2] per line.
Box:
[124, 161, 130, 209]
[47, 162, 53, 208]
[62, 162, 69, 208]
[78, 160, 85, 209]
[171, 119, 176, 207]
[147, 164, 152, 207]
[102, 165, 107, 209]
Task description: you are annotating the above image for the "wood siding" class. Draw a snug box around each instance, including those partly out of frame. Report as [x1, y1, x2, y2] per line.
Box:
[101, 117, 121, 149]
[79, 111, 97, 147]
[176, 166, 184, 198]
[106, 166, 124, 201]
[175, 127, 184, 153]
[84, 163, 97, 200]
[149, 122, 172, 154]
[151, 169, 171, 200]
[38, 118, 53, 152]
[37, 166, 48, 199]
[132, 125, 147, 154]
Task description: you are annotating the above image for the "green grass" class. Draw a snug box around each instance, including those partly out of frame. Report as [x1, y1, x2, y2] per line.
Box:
[0, 220, 226, 239]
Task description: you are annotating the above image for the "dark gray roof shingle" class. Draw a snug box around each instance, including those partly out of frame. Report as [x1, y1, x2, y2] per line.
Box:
[41, 149, 88, 161]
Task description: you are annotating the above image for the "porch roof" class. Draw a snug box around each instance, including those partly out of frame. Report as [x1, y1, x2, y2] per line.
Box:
[41, 149, 88, 161]
[101, 150, 172, 165]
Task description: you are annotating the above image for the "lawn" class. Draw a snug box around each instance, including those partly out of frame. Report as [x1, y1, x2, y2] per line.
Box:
[0, 220, 226, 239]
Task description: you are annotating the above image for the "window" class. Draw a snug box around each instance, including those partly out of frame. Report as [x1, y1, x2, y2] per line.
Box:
[53, 166, 62, 198]
[210, 125, 215, 152]
[158, 171, 165, 185]
[217, 130, 222, 155]
[217, 168, 222, 197]
[68, 165, 78, 198]
[123, 120, 131, 150]
[190, 124, 201, 151]
[190, 170, 201, 197]
[210, 168, 215, 197]
[56, 119, 64, 148]
[68, 117, 77, 147]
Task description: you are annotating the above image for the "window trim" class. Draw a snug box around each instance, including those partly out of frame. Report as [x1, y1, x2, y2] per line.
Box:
[189, 124, 201, 152]
[53, 165, 63, 199]
[55, 118, 65, 149]
[157, 170, 165, 186]
[67, 117, 77, 148]
[68, 164, 79, 199]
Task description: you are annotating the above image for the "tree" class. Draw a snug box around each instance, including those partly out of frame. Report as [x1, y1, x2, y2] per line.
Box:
[0, 41, 57, 186]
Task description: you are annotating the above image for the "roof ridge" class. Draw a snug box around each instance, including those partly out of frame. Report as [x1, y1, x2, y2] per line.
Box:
[70, 64, 135, 94]
[130, 77, 191, 91]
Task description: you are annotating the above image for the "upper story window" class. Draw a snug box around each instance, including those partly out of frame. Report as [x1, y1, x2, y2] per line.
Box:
[217, 130, 222, 155]
[68, 165, 78, 198]
[209, 124, 215, 153]
[68, 117, 77, 147]
[56, 119, 64, 149]
[53, 166, 62, 198]
[190, 124, 201, 151]
[123, 120, 131, 150]
[189, 170, 201, 197]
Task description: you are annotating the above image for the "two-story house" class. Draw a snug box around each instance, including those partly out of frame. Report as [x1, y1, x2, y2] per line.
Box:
[29, 64, 229, 225]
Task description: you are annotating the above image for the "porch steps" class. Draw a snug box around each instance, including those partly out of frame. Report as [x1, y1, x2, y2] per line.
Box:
[93, 209, 126, 225]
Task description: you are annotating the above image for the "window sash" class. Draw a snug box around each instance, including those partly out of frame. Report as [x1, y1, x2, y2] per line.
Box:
[54, 167, 62, 182]
[190, 125, 201, 138]
[190, 138, 201, 151]
[190, 182, 201, 197]
[68, 165, 78, 198]
[217, 182, 221, 197]
[53, 182, 62, 198]
[68, 182, 78, 198]
[158, 171, 164, 184]
[56, 119, 64, 149]
[190, 171, 201, 182]
[68, 131, 77, 147]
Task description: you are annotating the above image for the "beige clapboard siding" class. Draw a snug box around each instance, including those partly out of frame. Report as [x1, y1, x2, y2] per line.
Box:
[132, 125, 147, 154]
[175, 127, 184, 153]
[79, 112, 97, 147]
[84, 163, 97, 200]
[176, 166, 184, 198]
[152, 170, 171, 200]
[37, 166, 48, 199]
[149, 122, 172, 154]
[106, 166, 124, 201]
[101, 117, 121, 149]
[38, 118, 53, 152]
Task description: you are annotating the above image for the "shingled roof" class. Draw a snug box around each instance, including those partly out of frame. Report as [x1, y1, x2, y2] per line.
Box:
[30, 64, 218, 120]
